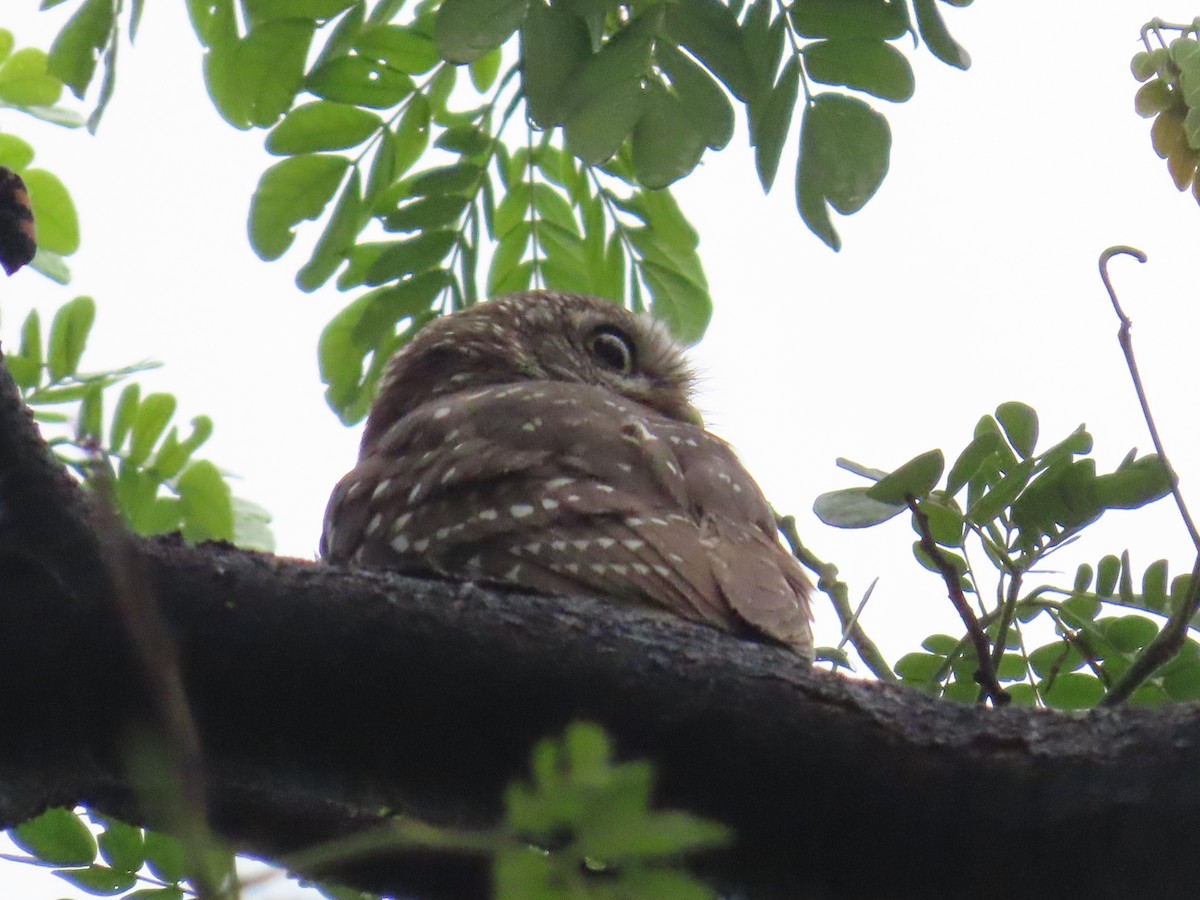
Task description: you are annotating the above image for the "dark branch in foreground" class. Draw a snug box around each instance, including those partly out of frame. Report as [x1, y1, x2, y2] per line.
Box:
[3, 351, 1200, 900]
[2, 538, 1200, 899]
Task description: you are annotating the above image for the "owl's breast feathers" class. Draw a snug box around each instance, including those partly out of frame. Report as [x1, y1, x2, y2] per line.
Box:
[321, 381, 813, 658]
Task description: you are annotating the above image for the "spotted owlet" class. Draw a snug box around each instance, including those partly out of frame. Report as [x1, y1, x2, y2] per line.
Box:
[320, 291, 813, 658]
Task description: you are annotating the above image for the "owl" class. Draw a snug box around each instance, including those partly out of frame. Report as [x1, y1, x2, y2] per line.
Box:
[320, 291, 813, 658]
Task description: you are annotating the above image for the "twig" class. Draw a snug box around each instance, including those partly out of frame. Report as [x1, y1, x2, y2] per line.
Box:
[1099, 246, 1200, 549]
[1098, 246, 1200, 705]
[907, 500, 1009, 706]
[776, 515, 896, 681]
[837, 577, 878, 653]
[988, 567, 1024, 666]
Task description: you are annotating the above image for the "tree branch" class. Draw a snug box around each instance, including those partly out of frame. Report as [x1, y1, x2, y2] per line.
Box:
[2, 538, 1200, 899]
[908, 499, 1009, 706]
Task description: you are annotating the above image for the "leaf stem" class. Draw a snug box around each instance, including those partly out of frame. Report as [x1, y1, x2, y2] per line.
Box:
[776, 514, 895, 681]
[1099, 246, 1199, 549]
[1098, 245, 1200, 704]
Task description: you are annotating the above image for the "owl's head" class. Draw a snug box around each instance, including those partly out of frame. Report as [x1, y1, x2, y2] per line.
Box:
[360, 291, 699, 455]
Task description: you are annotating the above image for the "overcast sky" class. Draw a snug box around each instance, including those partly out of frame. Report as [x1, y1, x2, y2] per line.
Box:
[4, 1, 1200, 896]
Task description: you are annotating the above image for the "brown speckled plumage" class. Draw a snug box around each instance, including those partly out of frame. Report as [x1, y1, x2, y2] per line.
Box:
[321, 291, 813, 658]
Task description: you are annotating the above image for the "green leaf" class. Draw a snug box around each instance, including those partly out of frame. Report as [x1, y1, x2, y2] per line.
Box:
[945, 431, 1001, 496]
[0, 132, 35, 170]
[919, 498, 964, 547]
[631, 82, 706, 188]
[1095, 455, 1172, 510]
[204, 20, 316, 129]
[365, 125, 398, 208]
[663, 0, 752, 101]
[1103, 615, 1159, 653]
[921, 634, 958, 655]
[354, 24, 440, 74]
[520, 1, 591, 127]
[913, 0, 969, 70]
[97, 818, 144, 874]
[244, 0, 357, 19]
[408, 162, 482, 195]
[53, 864, 137, 894]
[640, 259, 711, 345]
[312, 1, 366, 69]
[796, 92, 890, 249]
[186, 0, 235, 48]
[11, 809, 97, 866]
[248, 153, 350, 260]
[0, 29, 12, 64]
[1163, 660, 1200, 702]
[125, 888, 185, 900]
[177, 459, 235, 542]
[0, 48, 63, 107]
[383, 194, 469, 232]
[109, 383, 139, 452]
[350, 270, 448, 345]
[1096, 553, 1120, 598]
[1134, 79, 1172, 118]
[584, 810, 730, 859]
[751, 55, 799, 191]
[562, 75, 646, 165]
[470, 47, 502, 91]
[531, 183, 577, 233]
[1142, 558, 1169, 612]
[996, 653, 1025, 681]
[143, 832, 185, 884]
[1131, 49, 1161, 82]
[488, 224, 529, 294]
[306, 55, 414, 108]
[298, 169, 364, 291]
[1028, 641, 1080, 679]
[803, 38, 914, 102]
[267, 100, 382, 154]
[560, 7, 659, 123]
[46, 295, 94, 381]
[152, 415, 214, 478]
[47, 0, 115, 98]
[22, 168, 80, 256]
[894, 651, 942, 681]
[1041, 672, 1103, 710]
[434, 0, 528, 64]
[965, 459, 1033, 526]
[362, 229, 457, 285]
[391, 94, 431, 178]
[801, 92, 890, 215]
[76, 383, 102, 439]
[867, 449, 943, 504]
[911, 540, 968, 580]
[657, 41, 733, 152]
[320, 292, 413, 421]
[127, 392, 176, 467]
[995, 401, 1038, 458]
[813, 486, 904, 527]
[790, 0, 908, 40]
[1073, 562, 1094, 594]
[232, 496, 275, 553]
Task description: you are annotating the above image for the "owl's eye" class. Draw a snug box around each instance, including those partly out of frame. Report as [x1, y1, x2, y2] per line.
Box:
[588, 327, 636, 375]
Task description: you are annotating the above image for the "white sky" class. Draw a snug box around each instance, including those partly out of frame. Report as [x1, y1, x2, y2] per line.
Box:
[4, 1, 1200, 896]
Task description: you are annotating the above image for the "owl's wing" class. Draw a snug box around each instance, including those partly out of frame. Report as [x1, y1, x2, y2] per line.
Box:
[321, 381, 812, 656]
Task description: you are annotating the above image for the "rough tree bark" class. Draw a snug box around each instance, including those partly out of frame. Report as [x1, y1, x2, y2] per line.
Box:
[0, 357, 1198, 900]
